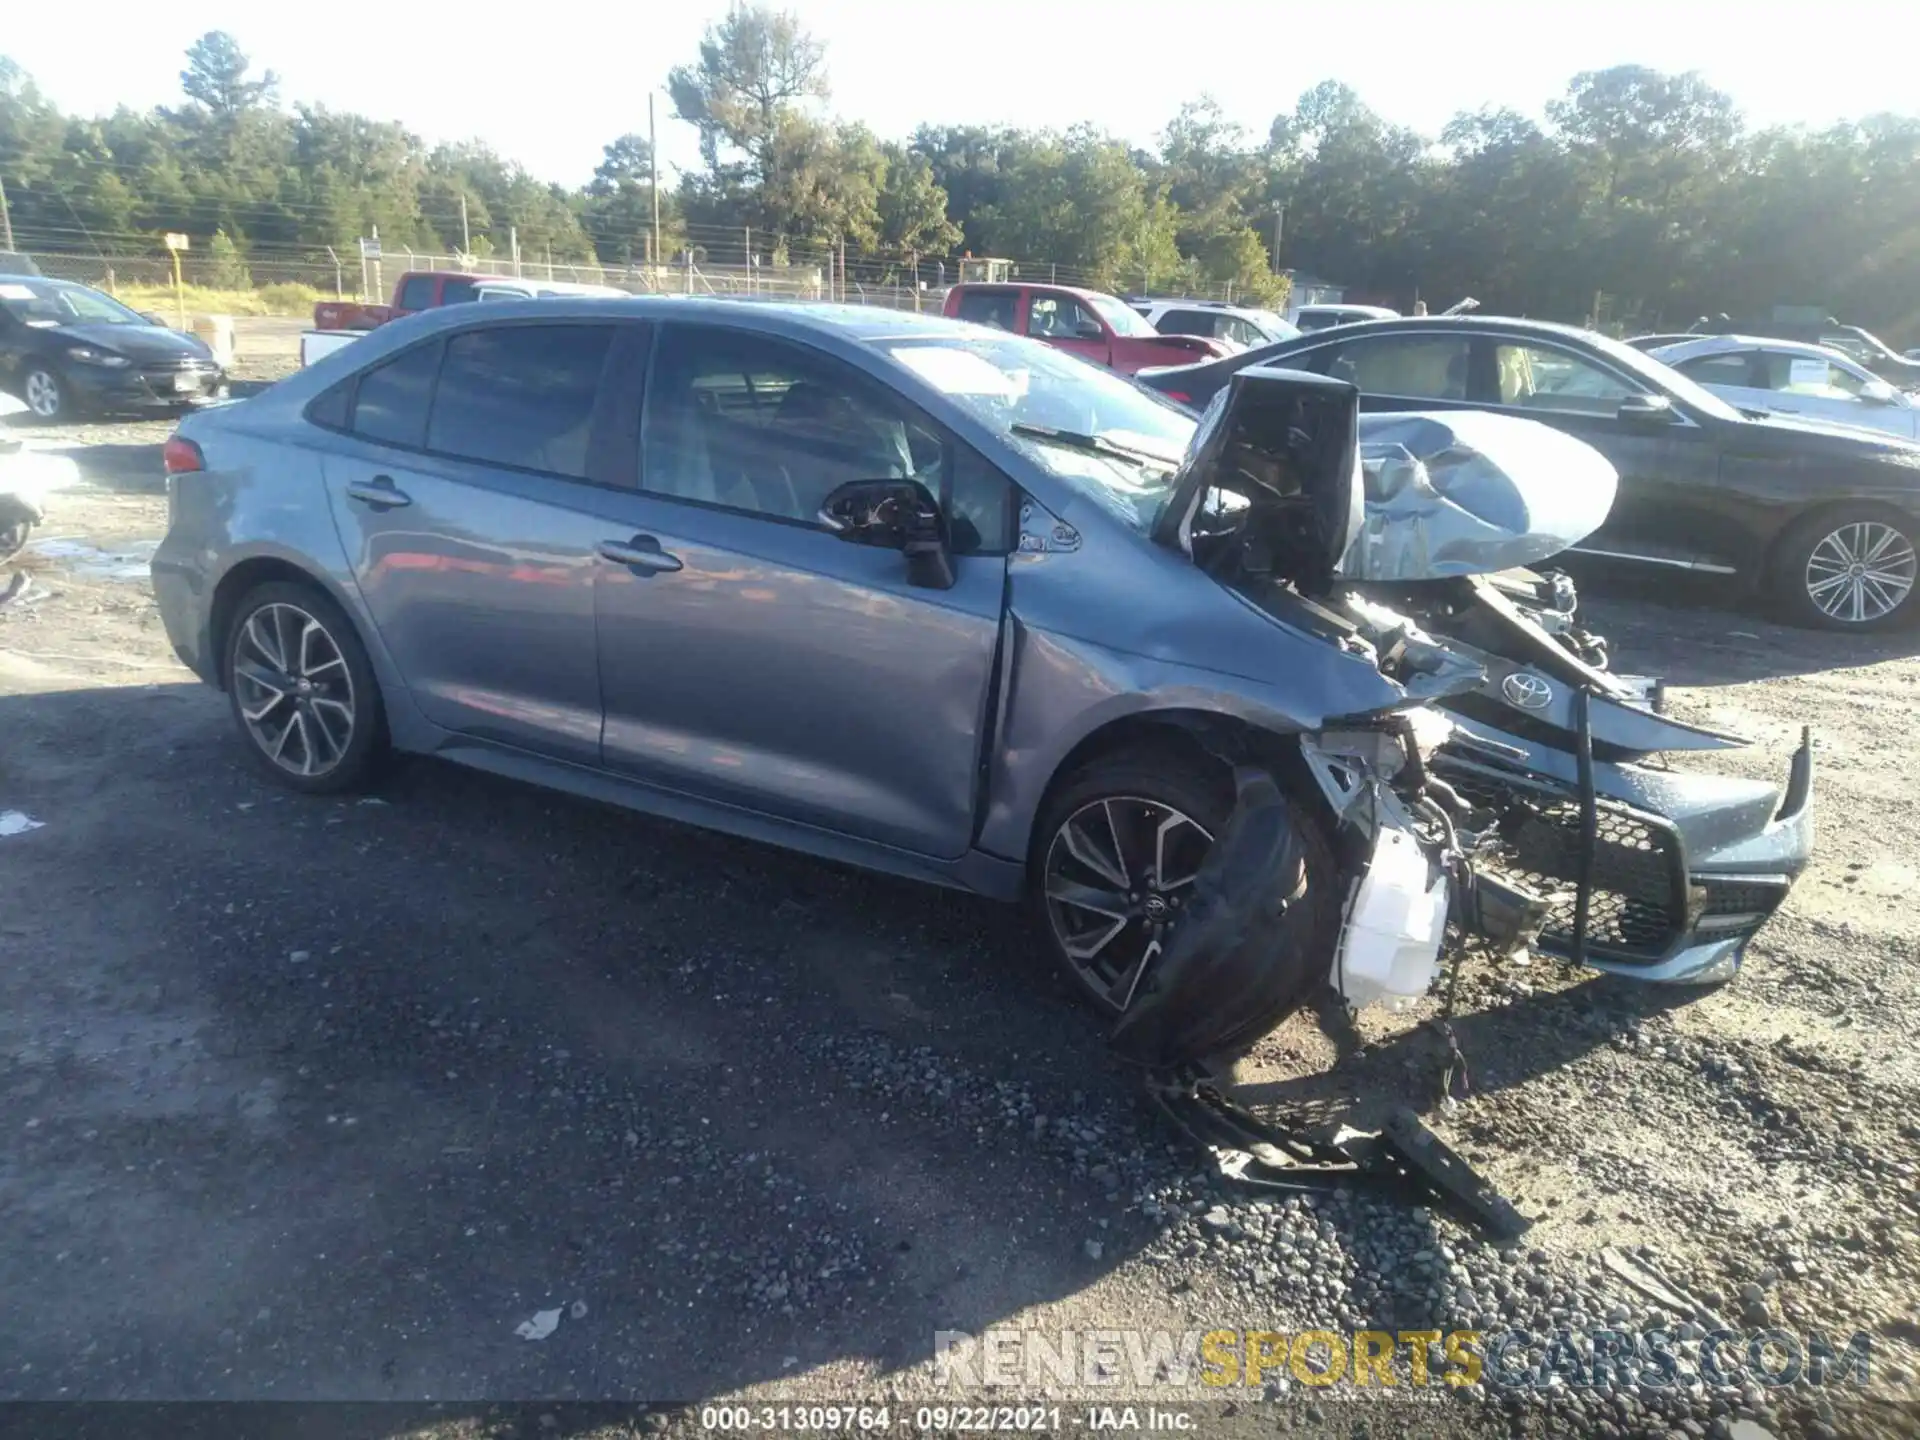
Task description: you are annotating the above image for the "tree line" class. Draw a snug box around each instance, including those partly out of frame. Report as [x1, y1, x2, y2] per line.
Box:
[2, 10, 1917, 335]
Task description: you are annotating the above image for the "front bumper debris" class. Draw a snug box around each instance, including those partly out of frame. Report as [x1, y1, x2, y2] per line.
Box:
[1145, 1069, 1530, 1240]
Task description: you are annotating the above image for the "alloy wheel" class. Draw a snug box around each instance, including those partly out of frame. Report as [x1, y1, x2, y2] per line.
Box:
[1803, 520, 1917, 624]
[231, 602, 358, 778]
[24, 370, 62, 419]
[1042, 796, 1213, 1012]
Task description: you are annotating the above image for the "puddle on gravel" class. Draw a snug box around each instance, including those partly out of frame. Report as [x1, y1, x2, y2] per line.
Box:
[27, 537, 161, 581]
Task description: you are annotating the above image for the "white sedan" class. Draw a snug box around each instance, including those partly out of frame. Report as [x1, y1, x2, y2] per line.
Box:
[1649, 334, 1920, 440]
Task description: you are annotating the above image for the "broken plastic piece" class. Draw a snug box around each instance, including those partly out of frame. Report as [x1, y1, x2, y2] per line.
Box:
[1144, 1070, 1530, 1240]
[0, 810, 44, 838]
[1334, 824, 1448, 1009]
[515, 1308, 562, 1341]
[1108, 768, 1324, 1068]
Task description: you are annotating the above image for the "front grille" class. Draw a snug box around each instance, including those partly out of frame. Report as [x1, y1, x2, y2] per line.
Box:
[1438, 760, 1686, 960]
[142, 356, 215, 373]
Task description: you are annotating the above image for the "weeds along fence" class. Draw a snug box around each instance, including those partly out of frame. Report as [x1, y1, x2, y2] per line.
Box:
[30, 247, 959, 313]
[23, 234, 1270, 314]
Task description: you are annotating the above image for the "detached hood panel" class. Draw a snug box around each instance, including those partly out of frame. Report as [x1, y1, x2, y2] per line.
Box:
[1341, 412, 1618, 582]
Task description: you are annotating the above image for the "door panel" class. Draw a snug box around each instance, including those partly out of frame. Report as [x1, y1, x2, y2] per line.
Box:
[595, 322, 1008, 860]
[596, 502, 1004, 858]
[1481, 338, 1725, 566]
[320, 322, 624, 763]
[323, 445, 611, 762]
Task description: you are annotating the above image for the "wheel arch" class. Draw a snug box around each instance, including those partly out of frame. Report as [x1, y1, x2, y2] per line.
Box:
[1025, 708, 1330, 869]
[208, 554, 360, 691]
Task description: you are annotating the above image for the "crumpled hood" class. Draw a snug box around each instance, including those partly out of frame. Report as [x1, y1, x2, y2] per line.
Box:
[1340, 412, 1618, 581]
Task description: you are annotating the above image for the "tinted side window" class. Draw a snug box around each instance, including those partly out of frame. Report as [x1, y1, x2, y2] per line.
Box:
[642, 326, 1007, 549]
[307, 378, 352, 430]
[1027, 293, 1098, 339]
[351, 341, 443, 448]
[1323, 335, 1472, 399]
[1157, 309, 1214, 337]
[955, 290, 1018, 331]
[1493, 342, 1639, 414]
[425, 324, 613, 479]
[1676, 354, 1756, 387]
[395, 275, 435, 310]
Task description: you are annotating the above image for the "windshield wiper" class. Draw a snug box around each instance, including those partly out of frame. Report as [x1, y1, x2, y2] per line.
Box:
[1010, 423, 1182, 470]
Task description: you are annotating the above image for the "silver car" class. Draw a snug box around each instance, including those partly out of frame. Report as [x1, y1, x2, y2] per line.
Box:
[153, 299, 1813, 1064]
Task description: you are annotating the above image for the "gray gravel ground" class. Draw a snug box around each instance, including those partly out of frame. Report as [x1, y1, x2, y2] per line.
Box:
[1, 333, 1916, 1438]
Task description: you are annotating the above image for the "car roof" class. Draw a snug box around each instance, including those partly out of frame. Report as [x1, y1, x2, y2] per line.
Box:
[1650, 334, 1864, 364]
[1278, 314, 1594, 343]
[948, 280, 1122, 305]
[367, 294, 1008, 347]
[1297, 303, 1397, 314]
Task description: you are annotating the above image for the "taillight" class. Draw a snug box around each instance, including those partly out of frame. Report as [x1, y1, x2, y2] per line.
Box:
[1164, 391, 1191, 403]
[163, 436, 204, 474]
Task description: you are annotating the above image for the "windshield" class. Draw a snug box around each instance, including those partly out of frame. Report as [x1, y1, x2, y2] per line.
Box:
[1089, 294, 1159, 338]
[0, 277, 149, 327]
[886, 335, 1195, 528]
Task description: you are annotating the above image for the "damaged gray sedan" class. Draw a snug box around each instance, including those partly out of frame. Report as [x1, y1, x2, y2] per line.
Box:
[152, 300, 1813, 1069]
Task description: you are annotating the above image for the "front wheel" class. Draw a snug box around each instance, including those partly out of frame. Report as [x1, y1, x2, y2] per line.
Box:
[21, 366, 72, 423]
[1771, 505, 1919, 631]
[1029, 745, 1340, 1063]
[223, 580, 386, 793]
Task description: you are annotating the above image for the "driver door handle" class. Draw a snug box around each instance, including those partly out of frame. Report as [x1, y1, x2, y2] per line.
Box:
[346, 475, 411, 509]
[598, 535, 683, 574]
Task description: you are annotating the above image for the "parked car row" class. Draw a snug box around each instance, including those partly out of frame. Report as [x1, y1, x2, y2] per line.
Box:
[1137, 315, 1920, 630]
[152, 295, 1815, 1066]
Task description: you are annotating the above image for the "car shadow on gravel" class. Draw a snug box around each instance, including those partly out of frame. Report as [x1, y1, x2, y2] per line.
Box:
[0, 682, 1213, 1403]
[1237, 970, 1695, 1122]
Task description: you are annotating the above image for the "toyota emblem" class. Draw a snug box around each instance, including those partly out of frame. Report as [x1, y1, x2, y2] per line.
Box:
[1501, 671, 1554, 710]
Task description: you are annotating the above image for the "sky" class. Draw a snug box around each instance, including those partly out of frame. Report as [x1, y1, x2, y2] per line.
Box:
[5, 0, 1919, 187]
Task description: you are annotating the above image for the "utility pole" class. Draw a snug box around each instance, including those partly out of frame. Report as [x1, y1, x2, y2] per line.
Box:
[460, 193, 471, 254]
[510, 226, 520, 277]
[649, 94, 661, 288]
[838, 236, 846, 303]
[744, 226, 751, 293]
[1270, 203, 1285, 271]
[0, 174, 13, 252]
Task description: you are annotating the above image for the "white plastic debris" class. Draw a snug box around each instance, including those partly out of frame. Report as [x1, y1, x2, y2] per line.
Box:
[1334, 823, 1448, 1009]
[515, 1308, 562, 1341]
[0, 811, 44, 838]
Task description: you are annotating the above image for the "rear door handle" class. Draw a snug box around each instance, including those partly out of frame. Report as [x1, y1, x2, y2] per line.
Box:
[597, 535, 683, 574]
[346, 475, 412, 509]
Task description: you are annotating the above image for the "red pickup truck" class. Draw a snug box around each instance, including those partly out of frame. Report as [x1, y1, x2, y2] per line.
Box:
[311, 270, 492, 332]
[943, 282, 1234, 373]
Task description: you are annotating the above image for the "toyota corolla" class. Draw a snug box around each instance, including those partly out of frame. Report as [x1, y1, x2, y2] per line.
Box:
[151, 299, 1813, 1066]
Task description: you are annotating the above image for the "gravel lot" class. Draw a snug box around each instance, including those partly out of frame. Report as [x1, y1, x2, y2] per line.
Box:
[1, 328, 1916, 1438]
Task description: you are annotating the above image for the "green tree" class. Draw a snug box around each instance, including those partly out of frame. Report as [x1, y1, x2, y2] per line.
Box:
[206, 227, 251, 288]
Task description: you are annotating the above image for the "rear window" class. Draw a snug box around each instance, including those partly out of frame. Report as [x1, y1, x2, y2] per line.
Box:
[395, 275, 435, 311]
[954, 289, 1018, 332]
[440, 278, 480, 306]
[1156, 309, 1217, 337]
[424, 324, 613, 478]
[350, 341, 443, 448]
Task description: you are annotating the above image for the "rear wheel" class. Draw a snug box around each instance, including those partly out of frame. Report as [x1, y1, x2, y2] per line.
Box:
[1771, 505, 1919, 631]
[222, 580, 386, 793]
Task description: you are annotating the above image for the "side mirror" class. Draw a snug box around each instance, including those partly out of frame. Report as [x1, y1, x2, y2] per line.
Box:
[1861, 380, 1899, 405]
[1616, 394, 1676, 424]
[818, 478, 955, 590]
[1072, 319, 1105, 341]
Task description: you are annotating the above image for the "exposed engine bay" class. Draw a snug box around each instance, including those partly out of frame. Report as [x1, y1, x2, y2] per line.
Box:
[1120, 368, 1813, 1225]
[1148, 365, 1811, 998]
